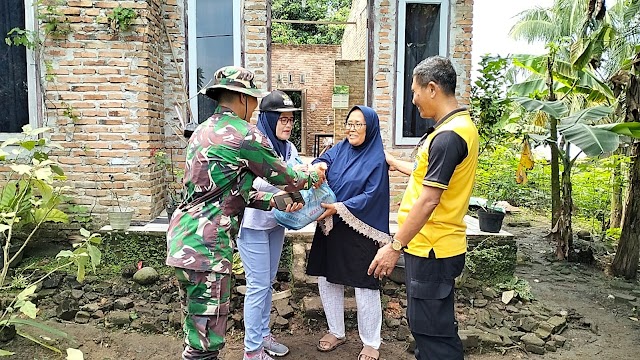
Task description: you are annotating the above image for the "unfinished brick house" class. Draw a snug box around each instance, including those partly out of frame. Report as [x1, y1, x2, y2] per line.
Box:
[0, 0, 472, 222]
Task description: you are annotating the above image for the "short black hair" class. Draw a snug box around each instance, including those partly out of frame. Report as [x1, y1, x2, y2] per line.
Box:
[412, 56, 457, 96]
[215, 89, 243, 103]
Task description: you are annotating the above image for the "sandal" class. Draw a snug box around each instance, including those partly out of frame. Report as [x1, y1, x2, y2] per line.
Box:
[358, 345, 379, 360]
[317, 333, 346, 352]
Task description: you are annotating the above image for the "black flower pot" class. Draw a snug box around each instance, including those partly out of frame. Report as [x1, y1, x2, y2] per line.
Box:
[478, 208, 505, 233]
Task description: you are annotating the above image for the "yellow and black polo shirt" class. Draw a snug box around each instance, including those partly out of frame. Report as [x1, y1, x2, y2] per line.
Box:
[398, 108, 479, 259]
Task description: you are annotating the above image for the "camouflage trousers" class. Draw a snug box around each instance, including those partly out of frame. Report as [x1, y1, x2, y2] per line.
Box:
[175, 268, 231, 360]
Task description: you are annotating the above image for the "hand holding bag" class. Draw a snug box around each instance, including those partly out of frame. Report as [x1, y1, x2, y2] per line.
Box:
[274, 182, 336, 230]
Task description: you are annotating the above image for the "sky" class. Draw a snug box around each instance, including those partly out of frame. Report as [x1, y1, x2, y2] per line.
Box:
[471, 0, 554, 79]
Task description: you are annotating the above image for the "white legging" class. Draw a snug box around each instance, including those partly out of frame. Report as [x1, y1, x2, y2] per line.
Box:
[317, 276, 382, 349]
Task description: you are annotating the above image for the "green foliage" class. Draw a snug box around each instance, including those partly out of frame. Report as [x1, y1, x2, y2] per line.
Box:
[107, 6, 138, 33]
[474, 145, 550, 209]
[232, 252, 244, 276]
[1, 229, 99, 356]
[4, 28, 38, 50]
[99, 232, 166, 273]
[471, 55, 513, 152]
[37, 0, 71, 38]
[605, 227, 622, 244]
[271, 0, 351, 45]
[154, 150, 184, 207]
[465, 239, 517, 285]
[496, 276, 534, 301]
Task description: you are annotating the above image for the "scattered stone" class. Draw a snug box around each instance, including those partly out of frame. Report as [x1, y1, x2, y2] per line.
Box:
[506, 305, 519, 313]
[92, 310, 105, 319]
[534, 322, 553, 340]
[106, 310, 131, 327]
[168, 311, 182, 330]
[526, 344, 546, 355]
[85, 292, 99, 301]
[552, 334, 567, 346]
[474, 299, 488, 308]
[0, 325, 16, 342]
[612, 292, 637, 304]
[501, 290, 515, 304]
[272, 316, 289, 329]
[121, 264, 138, 278]
[75, 311, 91, 324]
[70, 289, 84, 300]
[478, 332, 502, 347]
[516, 317, 539, 332]
[546, 340, 557, 352]
[482, 287, 498, 299]
[385, 318, 401, 329]
[133, 267, 159, 285]
[506, 221, 531, 228]
[547, 316, 567, 333]
[80, 303, 101, 313]
[275, 301, 294, 319]
[407, 334, 416, 353]
[396, 325, 411, 341]
[520, 333, 545, 347]
[42, 274, 63, 289]
[114, 297, 134, 310]
[476, 309, 493, 327]
[56, 299, 78, 321]
[112, 285, 130, 297]
[458, 330, 479, 349]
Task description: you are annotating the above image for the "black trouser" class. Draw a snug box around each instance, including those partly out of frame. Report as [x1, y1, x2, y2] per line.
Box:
[404, 250, 465, 360]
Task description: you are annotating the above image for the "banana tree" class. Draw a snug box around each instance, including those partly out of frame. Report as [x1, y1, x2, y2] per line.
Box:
[514, 97, 640, 259]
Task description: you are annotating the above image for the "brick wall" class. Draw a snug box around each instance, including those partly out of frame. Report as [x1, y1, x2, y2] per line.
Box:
[334, 60, 366, 138]
[372, 0, 474, 208]
[340, 0, 367, 60]
[270, 44, 342, 155]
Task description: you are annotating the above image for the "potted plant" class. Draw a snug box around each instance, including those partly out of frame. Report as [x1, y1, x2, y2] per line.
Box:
[477, 188, 507, 233]
[154, 149, 184, 219]
[107, 175, 134, 230]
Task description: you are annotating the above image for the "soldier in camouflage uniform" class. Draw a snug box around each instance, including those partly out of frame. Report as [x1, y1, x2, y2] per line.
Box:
[167, 66, 323, 360]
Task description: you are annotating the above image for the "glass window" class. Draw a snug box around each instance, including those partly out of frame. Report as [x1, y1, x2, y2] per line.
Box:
[0, 0, 29, 133]
[395, 0, 449, 145]
[188, 0, 240, 123]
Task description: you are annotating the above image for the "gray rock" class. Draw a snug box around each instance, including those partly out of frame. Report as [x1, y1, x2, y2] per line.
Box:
[482, 287, 498, 299]
[35, 289, 58, 300]
[534, 322, 553, 340]
[396, 325, 412, 341]
[272, 316, 289, 329]
[42, 274, 63, 289]
[552, 334, 567, 346]
[75, 311, 91, 324]
[546, 340, 557, 352]
[576, 230, 592, 240]
[474, 299, 488, 308]
[80, 303, 101, 313]
[476, 309, 493, 327]
[385, 317, 401, 329]
[112, 285, 130, 297]
[478, 332, 502, 347]
[85, 292, 99, 301]
[612, 292, 637, 304]
[525, 344, 546, 355]
[516, 317, 539, 332]
[106, 310, 131, 327]
[55, 299, 78, 321]
[458, 330, 479, 349]
[114, 297, 134, 310]
[506, 305, 519, 313]
[92, 310, 104, 319]
[275, 301, 294, 319]
[70, 289, 84, 300]
[168, 311, 182, 330]
[407, 334, 416, 353]
[133, 267, 159, 285]
[521, 333, 545, 347]
[547, 316, 567, 333]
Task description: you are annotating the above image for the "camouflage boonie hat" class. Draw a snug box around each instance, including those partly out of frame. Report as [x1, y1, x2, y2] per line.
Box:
[201, 66, 268, 100]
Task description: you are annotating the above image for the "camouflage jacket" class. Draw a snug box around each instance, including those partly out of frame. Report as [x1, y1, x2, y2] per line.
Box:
[166, 106, 316, 273]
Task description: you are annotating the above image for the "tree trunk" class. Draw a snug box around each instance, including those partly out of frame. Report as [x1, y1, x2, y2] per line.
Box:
[612, 66, 640, 279]
[557, 146, 573, 260]
[609, 159, 623, 229]
[547, 56, 561, 227]
[611, 143, 640, 279]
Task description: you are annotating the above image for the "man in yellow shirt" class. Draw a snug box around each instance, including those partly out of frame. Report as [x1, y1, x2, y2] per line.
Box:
[368, 56, 479, 360]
